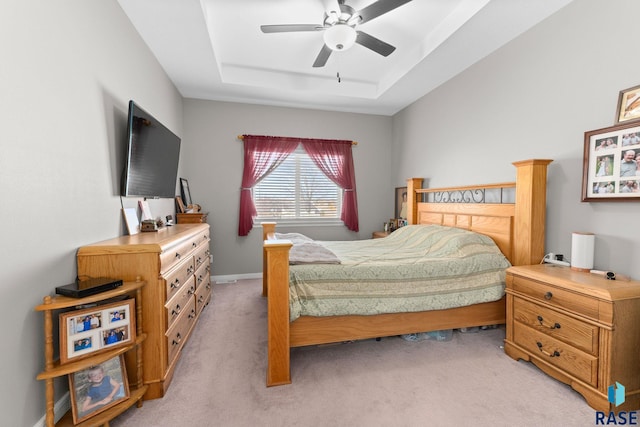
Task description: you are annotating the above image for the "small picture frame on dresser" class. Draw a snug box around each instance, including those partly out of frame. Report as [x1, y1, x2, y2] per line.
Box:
[175, 196, 186, 213]
[180, 178, 192, 206]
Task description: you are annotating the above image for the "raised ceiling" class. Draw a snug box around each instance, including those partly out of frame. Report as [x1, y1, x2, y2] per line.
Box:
[117, 0, 573, 115]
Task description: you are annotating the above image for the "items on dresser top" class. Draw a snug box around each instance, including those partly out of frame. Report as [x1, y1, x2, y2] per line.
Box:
[504, 264, 640, 412]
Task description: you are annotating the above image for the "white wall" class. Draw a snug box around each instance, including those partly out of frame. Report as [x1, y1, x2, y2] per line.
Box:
[181, 99, 393, 276]
[1, 2, 182, 426]
[392, 0, 640, 279]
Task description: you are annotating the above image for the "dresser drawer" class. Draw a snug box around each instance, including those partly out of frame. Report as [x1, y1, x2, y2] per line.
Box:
[513, 297, 598, 355]
[510, 275, 599, 320]
[163, 257, 195, 303]
[160, 238, 199, 273]
[513, 322, 598, 387]
[195, 260, 210, 290]
[166, 300, 197, 365]
[165, 276, 196, 329]
[195, 279, 212, 315]
[193, 242, 210, 271]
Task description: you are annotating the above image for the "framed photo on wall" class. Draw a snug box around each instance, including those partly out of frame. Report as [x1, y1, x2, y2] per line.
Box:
[59, 299, 136, 364]
[615, 84, 640, 124]
[582, 121, 640, 201]
[69, 355, 130, 424]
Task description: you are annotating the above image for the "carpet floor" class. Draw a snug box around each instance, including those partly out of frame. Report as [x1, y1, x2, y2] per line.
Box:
[112, 279, 597, 427]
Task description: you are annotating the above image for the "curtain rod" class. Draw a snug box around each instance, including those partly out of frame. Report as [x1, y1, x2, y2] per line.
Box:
[237, 134, 357, 145]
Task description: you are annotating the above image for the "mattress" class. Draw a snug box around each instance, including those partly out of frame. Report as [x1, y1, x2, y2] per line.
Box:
[285, 225, 511, 321]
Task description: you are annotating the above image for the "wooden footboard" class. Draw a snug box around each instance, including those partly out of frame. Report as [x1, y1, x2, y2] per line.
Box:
[262, 159, 551, 386]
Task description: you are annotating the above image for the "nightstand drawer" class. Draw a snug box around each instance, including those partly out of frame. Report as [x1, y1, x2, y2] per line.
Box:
[513, 322, 598, 387]
[513, 297, 598, 355]
[510, 275, 599, 320]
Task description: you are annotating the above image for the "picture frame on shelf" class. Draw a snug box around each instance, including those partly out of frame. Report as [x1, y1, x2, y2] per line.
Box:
[395, 187, 408, 219]
[581, 121, 640, 201]
[59, 299, 136, 364]
[615, 84, 640, 124]
[180, 178, 192, 206]
[69, 354, 130, 424]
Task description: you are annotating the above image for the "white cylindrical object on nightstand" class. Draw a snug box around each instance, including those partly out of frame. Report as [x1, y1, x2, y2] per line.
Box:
[571, 232, 595, 272]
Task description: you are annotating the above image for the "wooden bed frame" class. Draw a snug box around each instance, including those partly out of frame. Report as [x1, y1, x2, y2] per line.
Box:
[262, 159, 552, 386]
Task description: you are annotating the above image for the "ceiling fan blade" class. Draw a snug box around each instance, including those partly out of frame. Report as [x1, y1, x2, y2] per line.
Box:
[356, 0, 412, 24]
[312, 44, 333, 67]
[355, 31, 395, 57]
[261, 24, 323, 33]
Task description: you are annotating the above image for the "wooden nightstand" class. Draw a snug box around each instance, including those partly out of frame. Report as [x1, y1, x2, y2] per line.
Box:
[504, 264, 640, 412]
[372, 231, 390, 239]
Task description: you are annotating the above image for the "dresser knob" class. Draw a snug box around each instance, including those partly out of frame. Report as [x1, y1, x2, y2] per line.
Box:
[537, 315, 561, 330]
[544, 291, 553, 300]
[536, 341, 560, 357]
[172, 333, 182, 346]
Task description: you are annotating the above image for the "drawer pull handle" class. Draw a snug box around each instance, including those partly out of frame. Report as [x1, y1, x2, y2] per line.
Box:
[170, 279, 180, 289]
[536, 315, 561, 330]
[544, 291, 553, 300]
[188, 309, 196, 319]
[187, 266, 195, 274]
[172, 333, 182, 346]
[171, 304, 181, 316]
[192, 242, 197, 248]
[188, 286, 195, 295]
[536, 341, 560, 358]
[175, 252, 181, 260]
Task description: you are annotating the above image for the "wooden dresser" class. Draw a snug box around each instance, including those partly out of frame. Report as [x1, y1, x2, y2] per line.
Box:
[504, 264, 640, 412]
[77, 224, 211, 400]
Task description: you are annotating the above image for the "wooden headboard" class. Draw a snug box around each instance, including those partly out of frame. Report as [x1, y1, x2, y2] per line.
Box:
[406, 159, 552, 266]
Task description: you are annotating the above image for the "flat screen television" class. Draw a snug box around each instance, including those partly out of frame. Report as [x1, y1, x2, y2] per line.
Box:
[121, 100, 181, 198]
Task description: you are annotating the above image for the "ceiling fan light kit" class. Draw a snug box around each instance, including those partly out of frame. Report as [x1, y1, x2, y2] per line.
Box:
[260, 0, 413, 67]
[323, 24, 357, 51]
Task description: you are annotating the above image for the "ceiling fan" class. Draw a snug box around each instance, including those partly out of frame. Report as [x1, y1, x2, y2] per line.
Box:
[260, 0, 412, 68]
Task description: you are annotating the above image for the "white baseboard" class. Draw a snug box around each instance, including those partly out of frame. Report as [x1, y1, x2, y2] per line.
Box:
[211, 272, 262, 284]
[34, 392, 70, 427]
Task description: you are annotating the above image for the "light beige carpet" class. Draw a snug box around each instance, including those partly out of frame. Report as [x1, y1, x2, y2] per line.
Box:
[112, 279, 596, 427]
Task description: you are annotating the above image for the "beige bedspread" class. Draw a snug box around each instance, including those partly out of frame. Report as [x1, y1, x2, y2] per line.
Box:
[287, 225, 511, 321]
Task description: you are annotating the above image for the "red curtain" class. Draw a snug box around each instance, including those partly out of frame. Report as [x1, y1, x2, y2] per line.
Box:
[238, 135, 299, 236]
[301, 139, 359, 232]
[239, 135, 359, 235]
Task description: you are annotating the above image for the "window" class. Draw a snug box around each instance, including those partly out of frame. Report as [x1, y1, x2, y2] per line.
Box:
[253, 146, 342, 222]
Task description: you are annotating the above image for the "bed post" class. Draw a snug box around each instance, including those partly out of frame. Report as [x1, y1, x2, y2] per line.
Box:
[407, 178, 423, 225]
[261, 222, 276, 297]
[512, 159, 553, 266]
[264, 238, 293, 386]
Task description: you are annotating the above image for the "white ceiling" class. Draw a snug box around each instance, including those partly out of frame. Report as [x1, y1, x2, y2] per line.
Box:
[117, 0, 573, 116]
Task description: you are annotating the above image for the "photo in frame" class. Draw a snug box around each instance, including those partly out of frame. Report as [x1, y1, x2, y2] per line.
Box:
[59, 299, 136, 364]
[69, 355, 130, 424]
[395, 187, 408, 219]
[615, 84, 640, 124]
[180, 178, 192, 206]
[582, 121, 640, 201]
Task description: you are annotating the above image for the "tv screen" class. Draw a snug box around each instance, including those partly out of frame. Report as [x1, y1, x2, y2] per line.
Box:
[121, 100, 181, 198]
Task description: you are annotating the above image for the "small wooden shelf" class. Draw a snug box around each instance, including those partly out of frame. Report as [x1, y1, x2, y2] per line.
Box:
[36, 280, 146, 427]
[176, 212, 208, 224]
